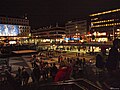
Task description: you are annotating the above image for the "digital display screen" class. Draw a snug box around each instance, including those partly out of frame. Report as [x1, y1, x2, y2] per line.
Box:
[0, 24, 19, 36]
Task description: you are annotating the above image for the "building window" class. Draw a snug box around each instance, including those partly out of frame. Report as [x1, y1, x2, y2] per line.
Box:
[75, 26, 78, 28]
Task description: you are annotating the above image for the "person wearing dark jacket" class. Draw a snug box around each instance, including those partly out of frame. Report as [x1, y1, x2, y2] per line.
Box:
[51, 63, 58, 80]
[96, 54, 105, 69]
[32, 65, 40, 83]
[21, 68, 29, 86]
[106, 39, 120, 73]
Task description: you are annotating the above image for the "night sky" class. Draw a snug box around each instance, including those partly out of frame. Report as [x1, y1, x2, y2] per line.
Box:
[0, 0, 120, 29]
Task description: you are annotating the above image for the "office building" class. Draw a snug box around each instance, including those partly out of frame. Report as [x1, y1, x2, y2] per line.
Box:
[65, 20, 88, 41]
[90, 8, 120, 42]
[31, 25, 65, 44]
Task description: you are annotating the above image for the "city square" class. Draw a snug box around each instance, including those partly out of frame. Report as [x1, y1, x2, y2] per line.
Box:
[0, 0, 120, 90]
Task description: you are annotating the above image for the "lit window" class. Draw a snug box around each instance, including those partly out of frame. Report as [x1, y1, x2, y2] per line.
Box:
[75, 26, 78, 28]
[76, 29, 78, 31]
[90, 8, 120, 16]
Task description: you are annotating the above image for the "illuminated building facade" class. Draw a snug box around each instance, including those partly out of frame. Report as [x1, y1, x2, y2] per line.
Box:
[90, 8, 120, 42]
[0, 16, 30, 44]
[65, 20, 88, 42]
[31, 26, 65, 44]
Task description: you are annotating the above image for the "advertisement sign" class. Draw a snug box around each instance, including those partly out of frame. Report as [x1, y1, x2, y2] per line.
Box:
[0, 24, 19, 36]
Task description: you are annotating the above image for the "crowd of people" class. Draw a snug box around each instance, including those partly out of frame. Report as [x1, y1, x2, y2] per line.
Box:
[0, 53, 87, 87]
[29, 54, 87, 83]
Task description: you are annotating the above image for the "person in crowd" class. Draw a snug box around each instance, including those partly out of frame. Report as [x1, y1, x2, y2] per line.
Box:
[95, 49, 107, 75]
[18, 67, 22, 75]
[31, 55, 37, 68]
[15, 67, 22, 86]
[82, 58, 86, 68]
[68, 59, 74, 78]
[49, 63, 53, 78]
[106, 39, 120, 74]
[58, 55, 61, 63]
[5, 70, 19, 89]
[67, 57, 70, 63]
[79, 59, 82, 67]
[41, 63, 46, 80]
[32, 65, 40, 83]
[54, 61, 72, 82]
[31, 69, 35, 83]
[21, 67, 29, 86]
[65, 61, 73, 80]
[44, 62, 50, 80]
[96, 51, 106, 70]
[51, 63, 58, 80]
[72, 60, 80, 77]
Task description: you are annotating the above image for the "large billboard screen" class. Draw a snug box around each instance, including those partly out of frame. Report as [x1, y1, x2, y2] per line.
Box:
[0, 24, 19, 36]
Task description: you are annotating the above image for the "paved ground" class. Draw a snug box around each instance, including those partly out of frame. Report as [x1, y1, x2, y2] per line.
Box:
[9, 56, 31, 76]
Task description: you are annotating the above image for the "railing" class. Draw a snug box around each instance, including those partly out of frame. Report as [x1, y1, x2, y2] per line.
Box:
[37, 82, 82, 90]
